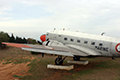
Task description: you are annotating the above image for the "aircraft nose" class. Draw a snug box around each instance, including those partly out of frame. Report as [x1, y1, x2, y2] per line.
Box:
[40, 35, 46, 42]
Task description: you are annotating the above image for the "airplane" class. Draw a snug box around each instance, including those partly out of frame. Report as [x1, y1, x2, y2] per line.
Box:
[2, 29, 120, 65]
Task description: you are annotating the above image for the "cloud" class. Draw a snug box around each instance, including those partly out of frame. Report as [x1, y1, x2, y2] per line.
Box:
[0, 0, 120, 39]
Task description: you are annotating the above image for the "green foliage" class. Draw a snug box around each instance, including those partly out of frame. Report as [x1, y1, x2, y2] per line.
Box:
[0, 31, 10, 43]
[27, 38, 37, 44]
[0, 31, 36, 44]
[13, 75, 22, 78]
[13, 58, 31, 64]
[3, 61, 12, 65]
[23, 37, 27, 43]
[9, 33, 15, 42]
[15, 36, 27, 43]
[31, 52, 39, 55]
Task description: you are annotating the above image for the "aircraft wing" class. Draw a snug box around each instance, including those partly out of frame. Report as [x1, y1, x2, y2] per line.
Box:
[21, 47, 73, 57]
[2, 42, 101, 57]
[2, 42, 73, 57]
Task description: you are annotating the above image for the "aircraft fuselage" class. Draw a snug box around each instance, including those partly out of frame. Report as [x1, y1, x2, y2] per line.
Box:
[46, 30, 120, 57]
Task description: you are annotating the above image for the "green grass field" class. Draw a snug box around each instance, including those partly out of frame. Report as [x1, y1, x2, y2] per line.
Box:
[0, 47, 120, 80]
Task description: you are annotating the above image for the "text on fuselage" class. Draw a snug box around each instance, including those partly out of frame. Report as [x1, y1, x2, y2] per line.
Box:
[95, 46, 109, 52]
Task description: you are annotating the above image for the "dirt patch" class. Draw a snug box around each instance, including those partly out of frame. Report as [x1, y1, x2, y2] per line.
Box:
[1, 47, 120, 80]
[0, 61, 31, 80]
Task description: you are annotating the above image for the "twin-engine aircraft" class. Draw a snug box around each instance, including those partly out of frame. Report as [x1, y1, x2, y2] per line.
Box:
[2, 30, 120, 65]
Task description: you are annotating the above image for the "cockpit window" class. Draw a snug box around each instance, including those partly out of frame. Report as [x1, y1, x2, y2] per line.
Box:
[46, 33, 49, 36]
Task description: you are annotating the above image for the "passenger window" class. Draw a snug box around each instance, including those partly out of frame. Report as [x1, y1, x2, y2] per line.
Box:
[91, 42, 95, 45]
[71, 39, 74, 42]
[59, 35, 61, 37]
[77, 40, 80, 43]
[99, 43, 103, 46]
[64, 38, 67, 40]
[84, 41, 88, 44]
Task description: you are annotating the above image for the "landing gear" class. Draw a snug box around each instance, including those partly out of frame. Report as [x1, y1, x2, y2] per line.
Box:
[55, 56, 67, 65]
[112, 57, 115, 60]
[73, 56, 80, 61]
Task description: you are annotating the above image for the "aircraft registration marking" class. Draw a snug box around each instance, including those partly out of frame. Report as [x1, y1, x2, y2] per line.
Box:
[95, 46, 108, 52]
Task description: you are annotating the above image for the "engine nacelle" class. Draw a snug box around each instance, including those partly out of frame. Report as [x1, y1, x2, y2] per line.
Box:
[43, 40, 66, 47]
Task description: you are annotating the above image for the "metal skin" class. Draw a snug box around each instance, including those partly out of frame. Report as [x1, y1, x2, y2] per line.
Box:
[2, 30, 120, 65]
[44, 30, 120, 57]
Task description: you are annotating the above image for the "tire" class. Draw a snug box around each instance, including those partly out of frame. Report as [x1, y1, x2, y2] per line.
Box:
[55, 57, 63, 65]
[73, 56, 80, 61]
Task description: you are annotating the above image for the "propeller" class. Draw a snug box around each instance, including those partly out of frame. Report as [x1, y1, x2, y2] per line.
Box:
[37, 40, 42, 45]
[39, 34, 50, 57]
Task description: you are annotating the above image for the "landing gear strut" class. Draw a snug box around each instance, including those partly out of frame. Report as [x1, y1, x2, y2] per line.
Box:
[73, 56, 80, 61]
[55, 56, 67, 65]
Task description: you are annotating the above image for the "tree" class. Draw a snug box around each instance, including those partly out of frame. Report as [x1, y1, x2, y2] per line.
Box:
[9, 33, 15, 42]
[0, 31, 10, 44]
[27, 38, 37, 44]
[0, 31, 37, 44]
[15, 36, 27, 43]
[15, 36, 22, 43]
[23, 37, 27, 43]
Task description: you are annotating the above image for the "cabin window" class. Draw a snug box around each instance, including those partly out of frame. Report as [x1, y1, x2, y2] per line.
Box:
[84, 41, 88, 44]
[64, 38, 67, 40]
[77, 40, 80, 43]
[91, 42, 95, 45]
[59, 35, 61, 37]
[71, 39, 74, 42]
[95, 46, 97, 48]
[99, 43, 103, 46]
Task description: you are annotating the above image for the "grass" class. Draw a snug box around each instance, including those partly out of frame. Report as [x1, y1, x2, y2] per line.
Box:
[3, 61, 12, 64]
[1, 57, 32, 65]
[13, 75, 22, 78]
[21, 58, 55, 80]
[13, 58, 31, 64]
[1, 47, 120, 80]
[64, 69, 94, 80]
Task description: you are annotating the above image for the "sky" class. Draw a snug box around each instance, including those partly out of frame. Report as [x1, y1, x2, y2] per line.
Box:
[0, 0, 120, 40]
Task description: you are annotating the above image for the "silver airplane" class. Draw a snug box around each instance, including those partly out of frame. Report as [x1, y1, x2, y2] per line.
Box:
[2, 30, 120, 65]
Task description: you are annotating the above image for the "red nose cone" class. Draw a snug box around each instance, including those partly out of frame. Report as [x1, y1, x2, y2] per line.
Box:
[40, 35, 46, 42]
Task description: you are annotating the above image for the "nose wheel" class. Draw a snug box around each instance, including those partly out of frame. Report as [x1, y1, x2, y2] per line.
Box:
[55, 56, 67, 65]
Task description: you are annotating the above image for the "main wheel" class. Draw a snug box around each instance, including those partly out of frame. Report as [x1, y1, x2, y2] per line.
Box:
[55, 57, 63, 65]
[73, 56, 80, 61]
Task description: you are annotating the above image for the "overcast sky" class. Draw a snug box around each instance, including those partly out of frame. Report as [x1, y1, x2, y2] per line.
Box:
[0, 0, 120, 40]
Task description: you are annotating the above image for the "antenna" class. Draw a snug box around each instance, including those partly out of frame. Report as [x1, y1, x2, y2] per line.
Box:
[101, 32, 105, 36]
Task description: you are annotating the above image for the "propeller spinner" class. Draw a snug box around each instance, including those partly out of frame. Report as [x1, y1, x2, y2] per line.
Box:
[40, 35, 46, 42]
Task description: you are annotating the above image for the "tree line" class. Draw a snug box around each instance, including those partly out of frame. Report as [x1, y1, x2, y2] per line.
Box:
[0, 31, 37, 44]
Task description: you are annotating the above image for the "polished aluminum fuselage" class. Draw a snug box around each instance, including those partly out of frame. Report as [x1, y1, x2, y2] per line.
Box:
[46, 30, 120, 57]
